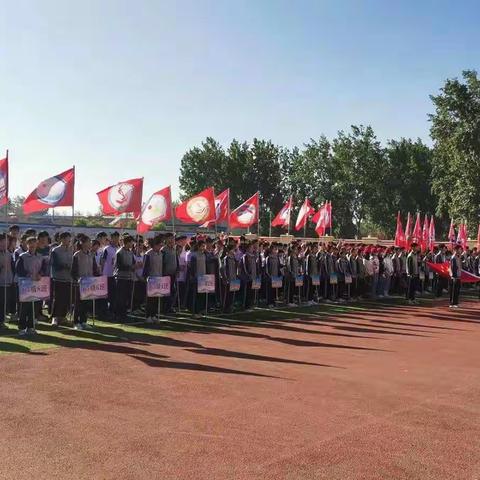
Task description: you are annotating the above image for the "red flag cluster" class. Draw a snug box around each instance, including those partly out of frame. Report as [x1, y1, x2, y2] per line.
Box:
[395, 212, 436, 251]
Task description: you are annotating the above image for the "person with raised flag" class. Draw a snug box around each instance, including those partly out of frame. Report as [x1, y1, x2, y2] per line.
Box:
[50, 231, 73, 327]
[23, 167, 75, 215]
[295, 198, 314, 232]
[271, 197, 292, 230]
[230, 192, 259, 230]
[176, 187, 216, 225]
[71, 236, 99, 330]
[97, 178, 143, 217]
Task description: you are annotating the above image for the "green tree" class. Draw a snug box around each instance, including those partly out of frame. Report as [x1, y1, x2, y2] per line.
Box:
[429, 70, 480, 228]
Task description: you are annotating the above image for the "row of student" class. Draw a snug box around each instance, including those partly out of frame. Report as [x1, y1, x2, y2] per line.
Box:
[0, 228, 476, 334]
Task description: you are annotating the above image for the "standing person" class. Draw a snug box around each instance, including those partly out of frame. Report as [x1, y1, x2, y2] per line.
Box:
[36, 231, 51, 321]
[101, 231, 119, 319]
[265, 244, 281, 308]
[383, 249, 394, 297]
[240, 242, 257, 312]
[71, 236, 98, 330]
[356, 249, 366, 298]
[143, 236, 163, 323]
[114, 235, 135, 323]
[161, 233, 178, 314]
[176, 235, 188, 309]
[285, 244, 300, 307]
[406, 243, 420, 304]
[434, 244, 447, 297]
[0, 233, 14, 329]
[15, 237, 48, 335]
[304, 243, 319, 305]
[348, 248, 358, 300]
[449, 245, 463, 308]
[221, 244, 238, 313]
[325, 246, 338, 302]
[336, 249, 352, 302]
[187, 239, 207, 318]
[205, 237, 220, 311]
[50, 232, 73, 326]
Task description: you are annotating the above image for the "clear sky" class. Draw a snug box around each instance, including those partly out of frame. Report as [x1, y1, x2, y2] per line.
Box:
[1, 0, 478, 214]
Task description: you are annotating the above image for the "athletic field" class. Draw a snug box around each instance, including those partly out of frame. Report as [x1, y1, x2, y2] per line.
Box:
[1, 298, 479, 479]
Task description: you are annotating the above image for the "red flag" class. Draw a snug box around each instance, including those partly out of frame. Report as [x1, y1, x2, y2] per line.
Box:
[271, 197, 292, 228]
[176, 187, 216, 225]
[394, 211, 405, 248]
[326, 201, 332, 229]
[137, 186, 172, 234]
[23, 167, 75, 215]
[428, 216, 436, 251]
[0, 150, 8, 207]
[457, 222, 467, 249]
[229, 192, 259, 229]
[97, 178, 143, 217]
[476, 224, 480, 251]
[199, 189, 230, 228]
[411, 212, 422, 244]
[314, 203, 329, 236]
[421, 215, 430, 252]
[295, 198, 315, 231]
[427, 262, 480, 283]
[447, 219, 456, 246]
[404, 212, 412, 249]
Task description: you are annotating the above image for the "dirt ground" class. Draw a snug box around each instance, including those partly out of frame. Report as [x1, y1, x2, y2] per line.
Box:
[1, 301, 480, 480]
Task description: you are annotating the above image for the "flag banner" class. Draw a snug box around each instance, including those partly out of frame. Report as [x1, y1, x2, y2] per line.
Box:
[295, 198, 315, 231]
[18, 277, 51, 302]
[295, 275, 304, 287]
[421, 215, 430, 252]
[271, 197, 292, 228]
[97, 178, 143, 217]
[271, 276, 283, 288]
[314, 202, 332, 236]
[457, 223, 468, 249]
[252, 277, 262, 290]
[229, 192, 259, 229]
[427, 262, 480, 283]
[137, 186, 172, 234]
[394, 212, 405, 247]
[229, 279, 241, 292]
[176, 187, 216, 225]
[200, 189, 230, 228]
[448, 220, 456, 245]
[79, 276, 108, 300]
[23, 167, 75, 215]
[0, 152, 8, 207]
[147, 276, 171, 298]
[198, 274, 216, 293]
[412, 213, 422, 244]
[311, 275, 320, 286]
[404, 212, 412, 249]
[428, 216, 436, 251]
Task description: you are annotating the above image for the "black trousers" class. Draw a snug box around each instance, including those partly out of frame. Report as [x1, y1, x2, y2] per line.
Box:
[0, 286, 13, 323]
[187, 281, 205, 314]
[449, 278, 461, 306]
[19, 301, 39, 330]
[406, 276, 417, 300]
[266, 280, 276, 306]
[242, 280, 254, 309]
[304, 276, 314, 301]
[115, 278, 131, 321]
[223, 284, 235, 313]
[163, 275, 176, 313]
[73, 285, 91, 325]
[52, 280, 72, 318]
[107, 277, 116, 313]
[146, 296, 161, 318]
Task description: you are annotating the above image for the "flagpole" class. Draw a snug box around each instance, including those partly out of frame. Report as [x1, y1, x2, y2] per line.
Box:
[170, 193, 176, 234]
[269, 211, 272, 238]
[3, 150, 9, 324]
[287, 195, 292, 236]
[71, 165, 75, 229]
[227, 188, 231, 234]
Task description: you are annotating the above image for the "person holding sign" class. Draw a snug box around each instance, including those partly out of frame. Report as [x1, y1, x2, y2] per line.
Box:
[285, 244, 301, 307]
[71, 236, 99, 330]
[187, 239, 207, 318]
[15, 237, 48, 335]
[0, 233, 14, 329]
[240, 242, 257, 312]
[265, 244, 281, 308]
[220, 244, 239, 313]
[50, 232, 73, 327]
[114, 235, 135, 323]
[161, 233, 178, 314]
[143, 236, 164, 323]
[304, 243, 319, 305]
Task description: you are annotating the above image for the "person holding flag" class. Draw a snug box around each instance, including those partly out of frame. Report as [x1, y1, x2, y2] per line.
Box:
[449, 245, 463, 308]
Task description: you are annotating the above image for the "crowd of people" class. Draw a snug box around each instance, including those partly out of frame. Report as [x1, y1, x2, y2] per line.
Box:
[0, 225, 478, 336]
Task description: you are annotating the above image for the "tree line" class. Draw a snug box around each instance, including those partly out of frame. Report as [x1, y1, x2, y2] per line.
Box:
[179, 70, 480, 239]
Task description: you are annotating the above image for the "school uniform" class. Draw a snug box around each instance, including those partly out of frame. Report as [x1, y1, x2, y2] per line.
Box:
[240, 253, 257, 310]
[265, 254, 281, 306]
[101, 244, 117, 315]
[336, 256, 352, 300]
[325, 252, 337, 301]
[143, 249, 163, 319]
[71, 250, 98, 326]
[449, 255, 462, 306]
[187, 250, 207, 314]
[304, 253, 319, 302]
[114, 247, 135, 322]
[16, 252, 48, 331]
[221, 255, 238, 312]
[285, 255, 300, 304]
[162, 245, 178, 313]
[50, 245, 73, 320]
[0, 249, 14, 325]
[406, 251, 419, 301]
[176, 246, 188, 309]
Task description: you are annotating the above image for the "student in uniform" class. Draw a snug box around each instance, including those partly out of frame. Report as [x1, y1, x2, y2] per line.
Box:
[304, 243, 319, 305]
[187, 239, 207, 318]
[50, 232, 73, 326]
[336, 249, 351, 302]
[240, 242, 257, 312]
[16, 237, 48, 335]
[285, 244, 300, 307]
[161, 233, 178, 314]
[101, 231, 120, 318]
[71, 236, 99, 330]
[0, 233, 14, 329]
[406, 243, 420, 304]
[434, 244, 447, 297]
[449, 245, 463, 308]
[114, 235, 135, 322]
[176, 235, 188, 309]
[35, 231, 51, 321]
[265, 243, 281, 308]
[143, 236, 163, 323]
[221, 244, 238, 313]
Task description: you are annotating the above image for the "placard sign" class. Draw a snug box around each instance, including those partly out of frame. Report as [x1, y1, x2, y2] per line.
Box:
[198, 274, 216, 293]
[271, 276, 283, 289]
[229, 279, 241, 292]
[79, 276, 108, 300]
[329, 273, 338, 285]
[345, 274, 352, 285]
[18, 277, 51, 302]
[311, 275, 320, 286]
[147, 276, 171, 298]
[251, 277, 262, 290]
[295, 275, 304, 287]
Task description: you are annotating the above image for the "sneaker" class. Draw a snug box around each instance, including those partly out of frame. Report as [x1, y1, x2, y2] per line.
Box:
[18, 328, 28, 336]
[82, 322, 92, 330]
[452, 305, 459, 308]
[74, 323, 83, 330]
[51, 318, 59, 327]
[27, 328, 37, 335]
[287, 303, 297, 308]
[145, 317, 154, 324]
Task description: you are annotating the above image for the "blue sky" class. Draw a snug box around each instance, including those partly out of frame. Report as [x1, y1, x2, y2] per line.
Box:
[1, 0, 478, 213]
